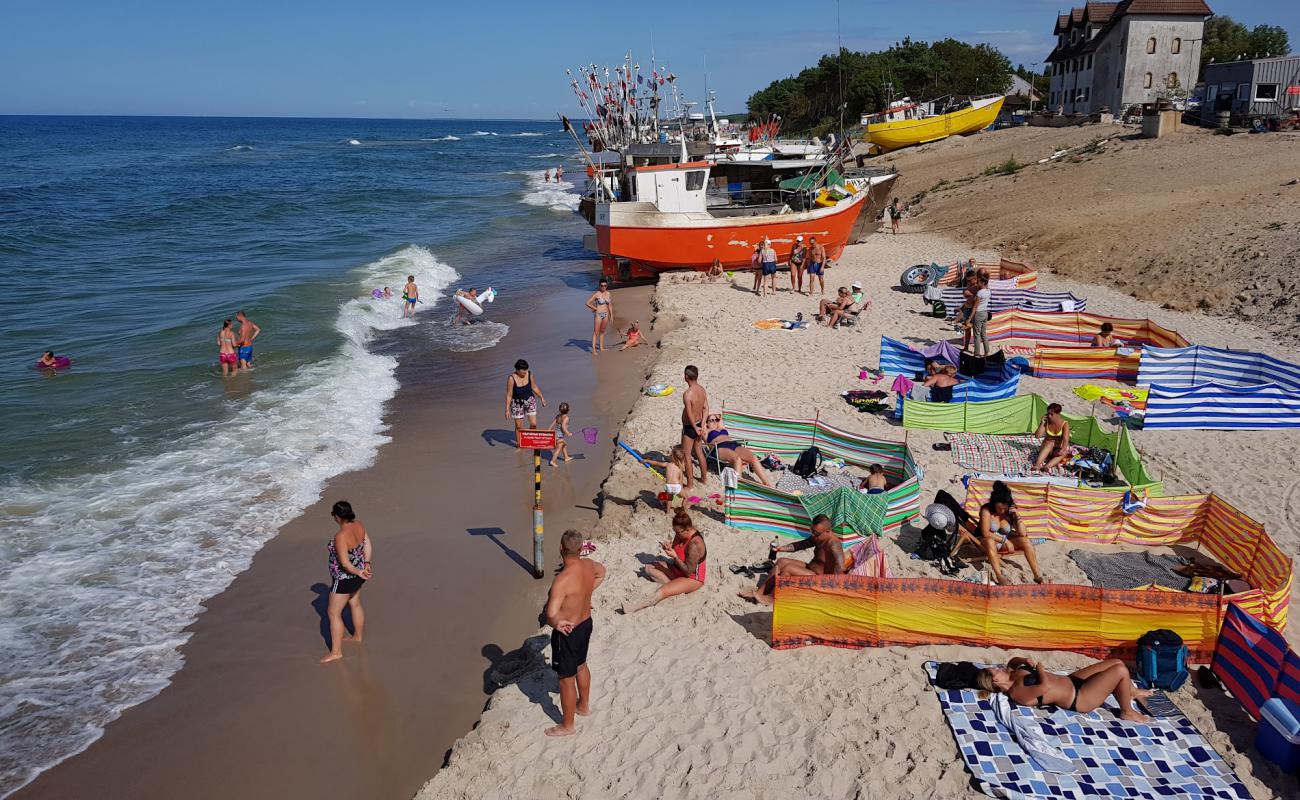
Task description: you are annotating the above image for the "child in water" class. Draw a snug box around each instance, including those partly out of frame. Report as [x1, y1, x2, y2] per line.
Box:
[550, 402, 573, 466]
[645, 445, 689, 514]
[620, 321, 644, 351]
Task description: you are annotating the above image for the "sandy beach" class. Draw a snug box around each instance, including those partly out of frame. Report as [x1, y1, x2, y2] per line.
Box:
[13, 283, 658, 800]
[418, 228, 1300, 800]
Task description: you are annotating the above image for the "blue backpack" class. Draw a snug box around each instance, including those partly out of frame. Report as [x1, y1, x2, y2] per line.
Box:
[1136, 629, 1189, 691]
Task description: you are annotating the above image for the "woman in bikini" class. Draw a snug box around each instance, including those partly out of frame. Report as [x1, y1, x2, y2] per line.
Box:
[504, 358, 547, 435]
[623, 508, 707, 613]
[217, 319, 238, 378]
[1033, 403, 1071, 471]
[976, 656, 1151, 722]
[978, 480, 1045, 585]
[321, 500, 372, 664]
[703, 415, 773, 487]
[585, 278, 614, 354]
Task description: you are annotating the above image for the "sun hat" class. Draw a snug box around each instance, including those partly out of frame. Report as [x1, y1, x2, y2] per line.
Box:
[924, 503, 957, 531]
[796, 234, 804, 241]
[851, 280, 863, 290]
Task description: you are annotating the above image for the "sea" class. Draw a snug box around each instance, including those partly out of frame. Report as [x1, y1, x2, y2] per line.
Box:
[0, 116, 590, 796]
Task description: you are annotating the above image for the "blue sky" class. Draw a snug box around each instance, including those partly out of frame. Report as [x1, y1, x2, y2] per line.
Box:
[2, 0, 1295, 118]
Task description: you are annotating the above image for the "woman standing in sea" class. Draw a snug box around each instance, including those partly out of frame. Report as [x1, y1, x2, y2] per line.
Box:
[585, 278, 614, 353]
[321, 500, 372, 664]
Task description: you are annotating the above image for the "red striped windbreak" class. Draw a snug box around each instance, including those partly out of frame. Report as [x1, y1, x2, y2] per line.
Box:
[1212, 603, 1289, 720]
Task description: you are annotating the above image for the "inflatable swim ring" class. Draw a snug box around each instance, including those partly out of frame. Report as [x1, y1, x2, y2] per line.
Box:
[454, 286, 498, 316]
[645, 384, 675, 397]
[36, 357, 72, 369]
[371, 289, 384, 299]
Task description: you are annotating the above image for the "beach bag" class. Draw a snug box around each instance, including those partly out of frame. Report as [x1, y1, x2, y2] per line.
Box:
[935, 661, 981, 690]
[791, 446, 823, 479]
[1136, 629, 1189, 691]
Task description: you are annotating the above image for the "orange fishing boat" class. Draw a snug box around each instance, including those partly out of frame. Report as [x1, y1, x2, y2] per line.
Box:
[594, 160, 897, 280]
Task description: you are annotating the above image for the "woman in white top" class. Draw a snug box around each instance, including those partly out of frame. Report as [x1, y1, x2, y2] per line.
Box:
[970, 274, 992, 357]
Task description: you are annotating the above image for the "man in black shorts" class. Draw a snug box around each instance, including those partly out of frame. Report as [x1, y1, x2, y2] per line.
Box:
[680, 365, 710, 491]
[543, 530, 605, 736]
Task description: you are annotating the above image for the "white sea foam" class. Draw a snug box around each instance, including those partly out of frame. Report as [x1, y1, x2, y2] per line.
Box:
[0, 245, 460, 797]
[346, 138, 362, 145]
[425, 135, 460, 141]
[226, 144, 254, 151]
[518, 170, 579, 212]
[510, 132, 545, 137]
[528, 152, 565, 159]
[470, 130, 498, 136]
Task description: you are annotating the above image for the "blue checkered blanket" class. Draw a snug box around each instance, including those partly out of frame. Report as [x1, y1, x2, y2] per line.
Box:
[925, 662, 1250, 799]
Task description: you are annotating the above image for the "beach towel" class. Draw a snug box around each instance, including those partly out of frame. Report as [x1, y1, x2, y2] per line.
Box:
[774, 471, 858, 496]
[752, 318, 809, 331]
[1068, 550, 1190, 591]
[990, 693, 1074, 774]
[944, 433, 1076, 478]
[798, 486, 887, 540]
[924, 661, 1251, 800]
[848, 533, 892, 578]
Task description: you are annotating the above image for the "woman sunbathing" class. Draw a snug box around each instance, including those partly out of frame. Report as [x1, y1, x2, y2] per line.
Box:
[703, 415, 773, 487]
[976, 656, 1151, 722]
[1033, 403, 1071, 471]
[978, 480, 1045, 585]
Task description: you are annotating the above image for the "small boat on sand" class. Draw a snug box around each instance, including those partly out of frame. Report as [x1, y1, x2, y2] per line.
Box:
[865, 95, 1005, 153]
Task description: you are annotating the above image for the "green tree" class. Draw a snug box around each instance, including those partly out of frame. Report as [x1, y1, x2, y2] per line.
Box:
[745, 38, 1013, 133]
[1202, 16, 1291, 72]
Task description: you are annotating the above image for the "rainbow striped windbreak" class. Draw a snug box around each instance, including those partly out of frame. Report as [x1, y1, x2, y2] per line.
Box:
[987, 310, 1188, 382]
[1212, 603, 1297, 720]
[935, 258, 1038, 290]
[771, 575, 1224, 660]
[721, 410, 920, 544]
[962, 479, 1291, 632]
[901, 394, 1159, 491]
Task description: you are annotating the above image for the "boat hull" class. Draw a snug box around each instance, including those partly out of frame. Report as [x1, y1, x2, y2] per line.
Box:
[867, 97, 1005, 153]
[595, 185, 877, 276]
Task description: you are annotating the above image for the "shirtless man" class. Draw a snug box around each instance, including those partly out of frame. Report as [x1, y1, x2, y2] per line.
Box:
[543, 529, 606, 737]
[680, 365, 710, 491]
[806, 236, 828, 296]
[235, 310, 260, 371]
[402, 275, 419, 319]
[740, 514, 843, 605]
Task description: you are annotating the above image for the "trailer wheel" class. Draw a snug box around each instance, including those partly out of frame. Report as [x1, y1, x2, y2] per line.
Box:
[899, 263, 935, 293]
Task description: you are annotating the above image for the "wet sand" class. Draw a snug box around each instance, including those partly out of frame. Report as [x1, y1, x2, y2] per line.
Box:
[16, 283, 656, 800]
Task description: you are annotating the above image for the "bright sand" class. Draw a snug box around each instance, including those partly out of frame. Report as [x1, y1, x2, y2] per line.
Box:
[418, 229, 1300, 800]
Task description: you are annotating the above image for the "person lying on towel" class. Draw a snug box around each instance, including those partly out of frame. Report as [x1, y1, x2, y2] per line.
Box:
[739, 514, 842, 605]
[976, 656, 1152, 722]
[979, 481, 1046, 585]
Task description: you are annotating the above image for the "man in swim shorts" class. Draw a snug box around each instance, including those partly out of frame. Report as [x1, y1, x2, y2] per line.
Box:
[453, 288, 479, 326]
[806, 236, 827, 296]
[235, 310, 260, 371]
[543, 529, 605, 737]
[739, 515, 844, 605]
[680, 365, 710, 491]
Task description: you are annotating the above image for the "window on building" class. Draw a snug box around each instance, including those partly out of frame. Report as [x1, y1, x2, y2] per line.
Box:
[1255, 83, 1280, 102]
[686, 171, 706, 191]
[1143, 72, 1153, 89]
[1236, 84, 1250, 101]
[1146, 37, 1157, 54]
[1087, 55, 1093, 69]
[1172, 37, 1181, 54]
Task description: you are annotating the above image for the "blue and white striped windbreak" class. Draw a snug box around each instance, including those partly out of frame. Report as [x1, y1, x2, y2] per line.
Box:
[1139, 345, 1300, 430]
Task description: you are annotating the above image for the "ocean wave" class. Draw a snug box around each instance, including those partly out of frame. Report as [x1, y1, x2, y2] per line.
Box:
[226, 144, 254, 151]
[429, 319, 510, 352]
[528, 152, 565, 159]
[510, 132, 545, 137]
[0, 245, 458, 797]
[470, 130, 498, 136]
[346, 138, 362, 145]
[518, 170, 579, 212]
[425, 135, 460, 141]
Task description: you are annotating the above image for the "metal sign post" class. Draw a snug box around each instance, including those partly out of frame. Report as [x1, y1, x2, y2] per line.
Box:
[517, 428, 558, 579]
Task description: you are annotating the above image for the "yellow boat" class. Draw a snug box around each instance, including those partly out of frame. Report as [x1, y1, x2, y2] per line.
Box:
[865, 95, 1005, 153]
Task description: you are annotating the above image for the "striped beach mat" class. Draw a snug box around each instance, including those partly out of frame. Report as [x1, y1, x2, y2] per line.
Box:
[944, 432, 1075, 478]
[925, 662, 1251, 800]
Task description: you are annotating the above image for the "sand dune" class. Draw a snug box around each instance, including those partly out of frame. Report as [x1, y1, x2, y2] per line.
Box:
[418, 230, 1300, 800]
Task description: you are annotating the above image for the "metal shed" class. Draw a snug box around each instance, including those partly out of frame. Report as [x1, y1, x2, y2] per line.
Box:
[1203, 55, 1300, 121]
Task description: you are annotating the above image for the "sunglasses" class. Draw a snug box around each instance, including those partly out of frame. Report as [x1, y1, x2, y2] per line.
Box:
[706, 415, 722, 423]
